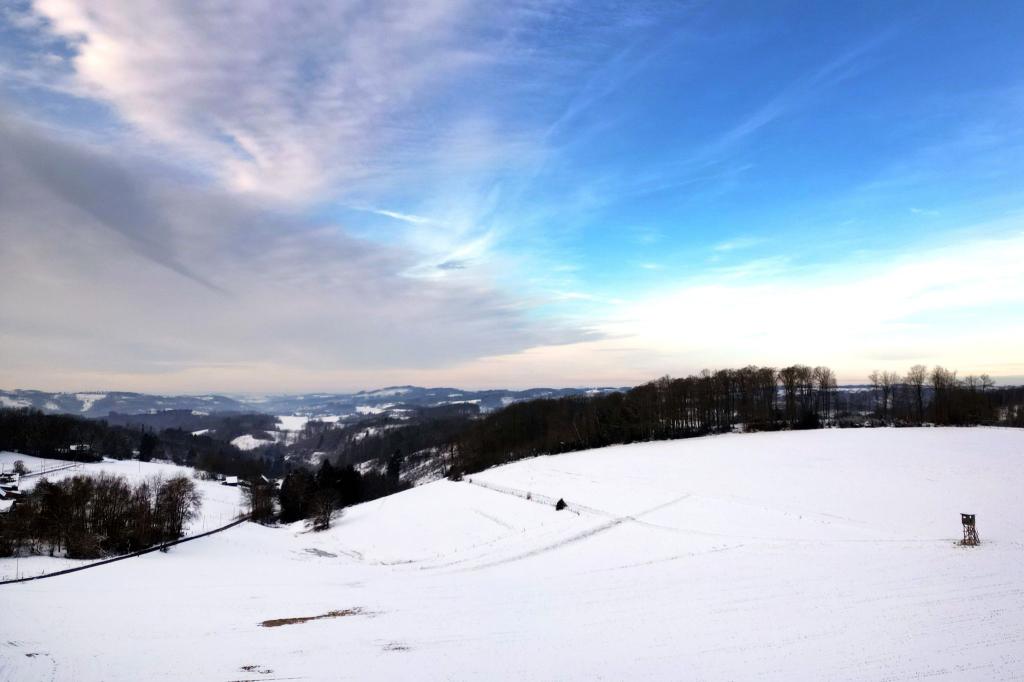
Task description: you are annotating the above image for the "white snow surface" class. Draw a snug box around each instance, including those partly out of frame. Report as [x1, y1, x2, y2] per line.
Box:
[230, 434, 273, 451]
[275, 415, 343, 431]
[275, 414, 310, 431]
[3, 428, 1024, 680]
[355, 404, 391, 415]
[73, 393, 107, 412]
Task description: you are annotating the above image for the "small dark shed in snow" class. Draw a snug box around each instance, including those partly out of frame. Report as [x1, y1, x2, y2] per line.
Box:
[555, 498, 567, 511]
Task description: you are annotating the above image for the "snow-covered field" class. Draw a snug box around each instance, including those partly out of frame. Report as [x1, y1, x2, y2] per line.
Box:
[276, 414, 344, 431]
[2, 428, 1023, 680]
[0, 453, 244, 580]
[230, 434, 275, 451]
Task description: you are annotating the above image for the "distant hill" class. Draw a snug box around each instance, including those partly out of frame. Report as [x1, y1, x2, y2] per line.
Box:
[0, 386, 628, 419]
[0, 390, 249, 417]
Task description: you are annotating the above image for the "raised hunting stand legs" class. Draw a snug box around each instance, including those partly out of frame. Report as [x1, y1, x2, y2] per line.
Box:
[961, 513, 979, 546]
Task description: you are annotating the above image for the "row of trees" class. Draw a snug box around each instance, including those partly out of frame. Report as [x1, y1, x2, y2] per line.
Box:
[0, 474, 203, 559]
[455, 365, 839, 475]
[454, 364, 1024, 476]
[261, 458, 410, 530]
[0, 410, 127, 461]
[0, 408, 283, 480]
[867, 365, 1014, 425]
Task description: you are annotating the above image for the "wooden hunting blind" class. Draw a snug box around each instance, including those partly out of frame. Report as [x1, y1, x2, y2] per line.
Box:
[961, 513, 979, 546]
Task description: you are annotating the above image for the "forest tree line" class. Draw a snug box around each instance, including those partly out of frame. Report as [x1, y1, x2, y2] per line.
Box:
[2, 363, 1022, 534]
[248, 457, 411, 531]
[452, 364, 1024, 476]
[0, 473, 202, 559]
[863, 365, 1022, 427]
[0, 408, 283, 479]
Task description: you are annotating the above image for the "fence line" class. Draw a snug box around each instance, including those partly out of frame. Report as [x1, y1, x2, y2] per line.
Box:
[0, 514, 251, 586]
[464, 477, 583, 516]
[17, 462, 81, 479]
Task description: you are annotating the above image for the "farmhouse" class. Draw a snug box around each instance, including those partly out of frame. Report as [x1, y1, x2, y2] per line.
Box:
[0, 474, 21, 497]
[0, 477, 22, 512]
[57, 443, 93, 456]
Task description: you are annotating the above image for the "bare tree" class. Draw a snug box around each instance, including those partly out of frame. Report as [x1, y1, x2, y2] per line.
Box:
[244, 480, 275, 524]
[930, 366, 958, 424]
[905, 365, 928, 424]
[880, 371, 900, 421]
[155, 475, 203, 541]
[778, 366, 801, 424]
[311, 490, 337, 531]
[868, 370, 882, 416]
[813, 367, 837, 424]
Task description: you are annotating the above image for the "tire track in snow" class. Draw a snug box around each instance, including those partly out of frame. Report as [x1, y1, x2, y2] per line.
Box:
[456, 516, 629, 572]
[471, 508, 516, 530]
[453, 487, 696, 572]
[462, 477, 955, 548]
[582, 542, 747, 574]
[464, 476, 692, 521]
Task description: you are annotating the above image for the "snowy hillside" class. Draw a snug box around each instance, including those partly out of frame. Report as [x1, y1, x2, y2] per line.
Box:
[2, 428, 1023, 680]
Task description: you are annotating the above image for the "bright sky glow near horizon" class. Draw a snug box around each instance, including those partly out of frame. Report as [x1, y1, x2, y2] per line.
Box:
[1, 1, 1023, 393]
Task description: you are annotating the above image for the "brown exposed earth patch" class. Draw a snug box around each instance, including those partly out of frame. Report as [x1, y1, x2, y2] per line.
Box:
[259, 608, 366, 628]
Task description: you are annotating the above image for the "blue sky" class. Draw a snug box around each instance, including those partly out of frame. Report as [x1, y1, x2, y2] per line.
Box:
[1, 1, 1022, 392]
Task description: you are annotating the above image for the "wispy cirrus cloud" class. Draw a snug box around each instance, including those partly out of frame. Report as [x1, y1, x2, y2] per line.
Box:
[368, 208, 437, 225]
[21, 0, 522, 201]
[712, 236, 764, 252]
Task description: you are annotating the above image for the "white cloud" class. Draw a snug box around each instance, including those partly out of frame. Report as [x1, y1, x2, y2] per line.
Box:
[600, 230, 1024, 378]
[369, 209, 436, 225]
[26, 0, 499, 201]
[415, 228, 1024, 388]
[0, 113, 592, 392]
